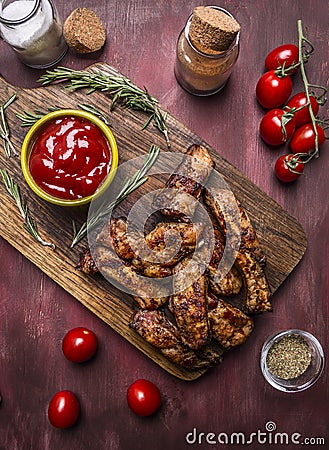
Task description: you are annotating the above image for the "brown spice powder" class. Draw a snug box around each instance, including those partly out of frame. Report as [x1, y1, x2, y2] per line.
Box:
[174, 6, 240, 95]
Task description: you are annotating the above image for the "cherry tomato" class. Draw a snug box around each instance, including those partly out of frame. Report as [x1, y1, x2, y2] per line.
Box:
[259, 109, 295, 146]
[127, 379, 161, 417]
[48, 390, 80, 428]
[275, 154, 304, 182]
[62, 327, 98, 363]
[290, 123, 326, 154]
[256, 71, 293, 109]
[265, 44, 299, 74]
[286, 92, 320, 127]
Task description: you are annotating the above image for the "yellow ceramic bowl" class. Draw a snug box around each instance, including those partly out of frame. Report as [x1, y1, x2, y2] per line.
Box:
[21, 109, 118, 207]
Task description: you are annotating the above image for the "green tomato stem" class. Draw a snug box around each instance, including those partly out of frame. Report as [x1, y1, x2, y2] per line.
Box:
[297, 20, 319, 158]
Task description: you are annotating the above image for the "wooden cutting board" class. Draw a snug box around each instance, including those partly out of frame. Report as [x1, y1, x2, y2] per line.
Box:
[0, 62, 307, 380]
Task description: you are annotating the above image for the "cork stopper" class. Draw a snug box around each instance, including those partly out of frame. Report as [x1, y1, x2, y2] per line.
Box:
[188, 6, 240, 54]
[63, 8, 106, 54]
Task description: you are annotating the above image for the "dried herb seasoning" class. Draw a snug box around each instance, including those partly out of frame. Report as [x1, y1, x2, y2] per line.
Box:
[266, 334, 311, 380]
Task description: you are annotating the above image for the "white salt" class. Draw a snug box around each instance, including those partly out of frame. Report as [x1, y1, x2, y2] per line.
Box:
[0, 0, 67, 67]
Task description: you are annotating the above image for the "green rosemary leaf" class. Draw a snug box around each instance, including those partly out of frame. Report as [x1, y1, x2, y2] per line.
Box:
[78, 103, 110, 124]
[72, 219, 77, 240]
[16, 110, 44, 127]
[0, 169, 55, 249]
[17, 104, 109, 128]
[0, 94, 17, 157]
[142, 114, 154, 131]
[3, 93, 17, 110]
[16, 107, 59, 127]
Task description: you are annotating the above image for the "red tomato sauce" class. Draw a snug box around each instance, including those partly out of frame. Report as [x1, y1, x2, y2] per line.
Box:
[29, 116, 112, 200]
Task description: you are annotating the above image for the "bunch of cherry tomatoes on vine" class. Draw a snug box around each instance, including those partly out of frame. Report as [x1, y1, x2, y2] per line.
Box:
[256, 24, 328, 183]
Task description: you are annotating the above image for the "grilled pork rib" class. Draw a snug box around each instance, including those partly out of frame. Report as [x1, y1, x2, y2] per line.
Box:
[204, 190, 272, 314]
[130, 309, 222, 369]
[207, 225, 243, 296]
[153, 144, 214, 219]
[170, 258, 211, 350]
[204, 189, 266, 267]
[98, 217, 203, 272]
[144, 221, 204, 266]
[77, 247, 171, 279]
[94, 216, 174, 280]
[208, 293, 254, 349]
[93, 245, 169, 310]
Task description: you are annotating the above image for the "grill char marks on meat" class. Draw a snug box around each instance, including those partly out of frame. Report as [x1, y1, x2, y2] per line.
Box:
[152, 144, 214, 219]
[77, 143, 272, 371]
[207, 225, 243, 296]
[106, 217, 171, 279]
[77, 247, 99, 275]
[204, 189, 266, 267]
[208, 293, 254, 349]
[144, 221, 204, 266]
[97, 217, 204, 276]
[93, 245, 169, 310]
[204, 190, 272, 314]
[170, 258, 211, 350]
[130, 309, 222, 369]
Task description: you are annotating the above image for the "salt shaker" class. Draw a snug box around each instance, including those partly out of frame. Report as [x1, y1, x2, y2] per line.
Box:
[0, 0, 67, 68]
[174, 6, 240, 96]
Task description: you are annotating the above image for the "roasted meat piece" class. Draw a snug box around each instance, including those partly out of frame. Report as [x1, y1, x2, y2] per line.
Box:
[96, 217, 134, 259]
[209, 267, 242, 297]
[130, 309, 222, 369]
[144, 221, 204, 266]
[208, 293, 254, 349]
[207, 225, 243, 296]
[235, 251, 272, 313]
[96, 217, 171, 278]
[153, 144, 214, 219]
[94, 245, 169, 310]
[96, 217, 203, 273]
[170, 258, 210, 350]
[77, 244, 171, 279]
[204, 189, 266, 267]
[77, 247, 99, 275]
[204, 190, 272, 314]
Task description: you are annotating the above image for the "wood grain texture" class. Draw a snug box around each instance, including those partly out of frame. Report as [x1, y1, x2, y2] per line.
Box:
[0, 61, 307, 380]
[0, 1, 328, 449]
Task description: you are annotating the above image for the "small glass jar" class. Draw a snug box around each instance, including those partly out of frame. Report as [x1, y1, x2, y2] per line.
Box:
[174, 6, 240, 96]
[0, 0, 67, 68]
[260, 329, 325, 393]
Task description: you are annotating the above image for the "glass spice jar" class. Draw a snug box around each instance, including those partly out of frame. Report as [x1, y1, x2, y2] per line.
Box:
[260, 329, 325, 393]
[0, 0, 67, 68]
[174, 6, 240, 96]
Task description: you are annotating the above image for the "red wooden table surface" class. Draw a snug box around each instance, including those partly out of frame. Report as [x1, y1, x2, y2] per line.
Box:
[0, 1, 328, 449]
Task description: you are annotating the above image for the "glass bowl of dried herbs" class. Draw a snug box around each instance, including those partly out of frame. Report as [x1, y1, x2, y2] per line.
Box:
[260, 329, 324, 393]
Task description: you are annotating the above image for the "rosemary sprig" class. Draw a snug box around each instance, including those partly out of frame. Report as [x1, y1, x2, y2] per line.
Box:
[71, 144, 160, 247]
[16, 107, 58, 127]
[0, 169, 55, 249]
[0, 94, 17, 157]
[16, 104, 110, 127]
[38, 67, 170, 147]
[78, 103, 110, 124]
